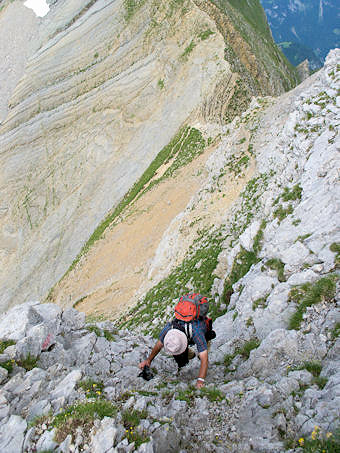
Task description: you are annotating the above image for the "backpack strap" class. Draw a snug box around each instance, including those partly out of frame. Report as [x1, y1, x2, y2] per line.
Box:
[171, 319, 193, 342]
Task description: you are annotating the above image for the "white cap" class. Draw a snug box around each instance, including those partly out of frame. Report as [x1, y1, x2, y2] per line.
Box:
[163, 329, 188, 355]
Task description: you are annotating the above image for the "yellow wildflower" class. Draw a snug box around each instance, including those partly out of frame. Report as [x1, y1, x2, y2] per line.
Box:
[96, 391, 101, 395]
[298, 438, 304, 446]
[326, 432, 333, 438]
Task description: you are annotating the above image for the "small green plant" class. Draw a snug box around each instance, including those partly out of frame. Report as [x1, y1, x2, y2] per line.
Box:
[331, 322, 340, 339]
[94, 52, 99, 59]
[125, 428, 150, 448]
[223, 353, 236, 371]
[78, 380, 104, 398]
[286, 426, 340, 452]
[288, 275, 338, 330]
[0, 359, 15, 373]
[200, 386, 225, 402]
[246, 317, 253, 327]
[161, 390, 174, 404]
[252, 294, 270, 310]
[302, 361, 322, 377]
[157, 79, 165, 90]
[103, 330, 115, 342]
[264, 258, 286, 282]
[137, 390, 158, 397]
[123, 0, 146, 21]
[198, 29, 214, 40]
[122, 409, 147, 429]
[0, 340, 16, 353]
[314, 376, 328, 390]
[181, 40, 196, 60]
[281, 185, 302, 202]
[176, 385, 196, 405]
[274, 204, 293, 222]
[237, 339, 260, 359]
[296, 361, 328, 389]
[86, 325, 102, 336]
[330, 242, 340, 267]
[17, 354, 38, 371]
[53, 400, 116, 443]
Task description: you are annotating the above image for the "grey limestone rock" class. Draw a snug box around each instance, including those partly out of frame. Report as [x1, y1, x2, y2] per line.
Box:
[27, 399, 52, 423]
[36, 428, 58, 452]
[51, 369, 82, 401]
[89, 417, 118, 453]
[0, 302, 42, 341]
[0, 392, 9, 420]
[61, 308, 85, 333]
[137, 439, 154, 453]
[152, 424, 181, 453]
[0, 414, 27, 453]
[0, 366, 8, 384]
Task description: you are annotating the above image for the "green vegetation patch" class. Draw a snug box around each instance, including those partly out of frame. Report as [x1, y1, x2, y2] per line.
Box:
[122, 409, 148, 429]
[180, 40, 196, 60]
[274, 204, 293, 223]
[330, 242, 340, 267]
[288, 275, 338, 330]
[0, 340, 15, 353]
[119, 227, 225, 335]
[123, 0, 146, 21]
[176, 385, 196, 405]
[198, 29, 214, 41]
[53, 400, 117, 443]
[331, 322, 340, 339]
[237, 339, 260, 359]
[86, 325, 102, 336]
[282, 184, 302, 202]
[252, 293, 270, 310]
[263, 258, 286, 282]
[0, 359, 15, 374]
[285, 426, 340, 452]
[78, 379, 104, 398]
[200, 386, 225, 402]
[17, 354, 38, 371]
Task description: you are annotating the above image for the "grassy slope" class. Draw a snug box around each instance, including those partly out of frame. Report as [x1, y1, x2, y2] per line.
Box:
[210, 0, 300, 91]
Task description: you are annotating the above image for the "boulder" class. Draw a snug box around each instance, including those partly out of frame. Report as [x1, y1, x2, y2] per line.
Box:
[89, 417, 118, 453]
[0, 302, 42, 341]
[51, 369, 82, 401]
[0, 415, 27, 453]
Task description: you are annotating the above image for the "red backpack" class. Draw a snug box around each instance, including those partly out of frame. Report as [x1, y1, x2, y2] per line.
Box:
[174, 293, 209, 322]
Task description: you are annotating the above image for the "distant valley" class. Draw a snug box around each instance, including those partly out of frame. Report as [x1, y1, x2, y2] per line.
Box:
[260, 0, 340, 69]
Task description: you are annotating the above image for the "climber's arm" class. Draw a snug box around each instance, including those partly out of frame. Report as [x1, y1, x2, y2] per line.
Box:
[139, 340, 163, 368]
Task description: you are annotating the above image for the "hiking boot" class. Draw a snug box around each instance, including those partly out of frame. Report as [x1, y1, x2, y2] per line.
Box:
[188, 347, 196, 360]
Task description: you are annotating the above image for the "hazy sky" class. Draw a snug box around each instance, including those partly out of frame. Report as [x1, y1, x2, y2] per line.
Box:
[24, 0, 49, 17]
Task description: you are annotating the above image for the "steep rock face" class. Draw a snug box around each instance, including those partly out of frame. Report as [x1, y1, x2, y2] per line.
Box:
[0, 0, 297, 313]
[0, 1, 39, 122]
[0, 0, 225, 311]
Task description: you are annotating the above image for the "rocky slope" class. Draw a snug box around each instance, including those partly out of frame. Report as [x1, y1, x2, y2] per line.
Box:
[0, 50, 339, 453]
[0, 0, 298, 313]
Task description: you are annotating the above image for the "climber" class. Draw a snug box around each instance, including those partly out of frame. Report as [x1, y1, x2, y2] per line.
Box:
[138, 293, 216, 389]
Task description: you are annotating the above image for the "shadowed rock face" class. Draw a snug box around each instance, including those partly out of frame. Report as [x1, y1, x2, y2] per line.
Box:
[0, 0, 297, 312]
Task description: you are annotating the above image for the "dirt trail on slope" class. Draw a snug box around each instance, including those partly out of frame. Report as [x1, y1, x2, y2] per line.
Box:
[51, 136, 255, 319]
